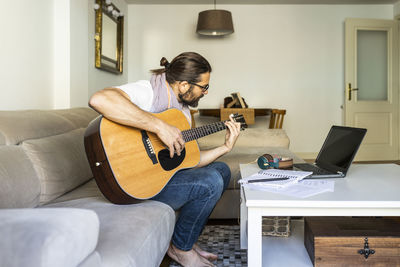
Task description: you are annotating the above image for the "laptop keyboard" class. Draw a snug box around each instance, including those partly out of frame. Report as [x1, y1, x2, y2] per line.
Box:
[295, 163, 334, 175]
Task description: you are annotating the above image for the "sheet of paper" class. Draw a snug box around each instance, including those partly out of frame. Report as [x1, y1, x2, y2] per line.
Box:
[239, 169, 312, 188]
[243, 179, 335, 198]
[299, 180, 335, 192]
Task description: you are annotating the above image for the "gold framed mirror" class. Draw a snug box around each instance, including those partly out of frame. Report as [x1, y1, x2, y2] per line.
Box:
[95, 0, 123, 74]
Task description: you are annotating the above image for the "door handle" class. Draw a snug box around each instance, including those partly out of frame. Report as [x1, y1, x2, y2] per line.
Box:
[348, 83, 359, 101]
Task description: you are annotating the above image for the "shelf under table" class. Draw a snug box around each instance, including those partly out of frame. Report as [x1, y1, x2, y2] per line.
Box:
[262, 219, 312, 267]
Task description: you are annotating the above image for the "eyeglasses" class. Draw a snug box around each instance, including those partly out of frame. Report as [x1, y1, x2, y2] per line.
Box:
[188, 82, 209, 92]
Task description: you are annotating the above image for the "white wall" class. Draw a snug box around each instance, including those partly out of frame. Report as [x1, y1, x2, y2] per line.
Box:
[0, 0, 54, 110]
[0, 0, 128, 111]
[128, 4, 393, 155]
[53, 0, 71, 108]
[70, 0, 89, 108]
[394, 1, 400, 17]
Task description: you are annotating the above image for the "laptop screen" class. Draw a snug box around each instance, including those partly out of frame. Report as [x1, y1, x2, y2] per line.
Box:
[315, 126, 367, 173]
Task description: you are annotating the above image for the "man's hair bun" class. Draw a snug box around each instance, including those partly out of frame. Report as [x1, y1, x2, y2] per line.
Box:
[160, 57, 170, 69]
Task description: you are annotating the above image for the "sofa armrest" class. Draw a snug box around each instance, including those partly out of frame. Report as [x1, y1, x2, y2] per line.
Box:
[0, 208, 99, 267]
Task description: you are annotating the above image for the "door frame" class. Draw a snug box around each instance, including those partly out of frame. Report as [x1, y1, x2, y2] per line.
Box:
[344, 18, 399, 161]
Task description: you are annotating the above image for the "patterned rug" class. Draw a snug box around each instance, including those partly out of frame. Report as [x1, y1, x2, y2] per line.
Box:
[169, 225, 248, 267]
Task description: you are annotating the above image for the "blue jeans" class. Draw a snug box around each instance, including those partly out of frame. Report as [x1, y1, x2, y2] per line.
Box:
[151, 162, 231, 251]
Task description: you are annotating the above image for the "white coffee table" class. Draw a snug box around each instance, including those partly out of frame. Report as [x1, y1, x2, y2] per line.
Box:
[239, 163, 400, 267]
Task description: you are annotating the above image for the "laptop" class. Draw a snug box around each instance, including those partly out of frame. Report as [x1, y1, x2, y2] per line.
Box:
[293, 125, 367, 179]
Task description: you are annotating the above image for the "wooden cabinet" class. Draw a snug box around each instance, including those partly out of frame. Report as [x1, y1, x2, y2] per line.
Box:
[220, 108, 255, 124]
[304, 217, 400, 266]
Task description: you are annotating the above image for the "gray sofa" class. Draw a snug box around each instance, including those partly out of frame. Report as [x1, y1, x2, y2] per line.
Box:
[0, 108, 174, 267]
[0, 108, 290, 267]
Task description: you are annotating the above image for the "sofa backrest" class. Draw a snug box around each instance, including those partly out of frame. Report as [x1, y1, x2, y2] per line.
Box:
[0, 108, 98, 208]
[193, 113, 290, 150]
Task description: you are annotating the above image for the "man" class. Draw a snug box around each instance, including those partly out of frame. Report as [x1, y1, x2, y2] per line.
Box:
[89, 52, 241, 267]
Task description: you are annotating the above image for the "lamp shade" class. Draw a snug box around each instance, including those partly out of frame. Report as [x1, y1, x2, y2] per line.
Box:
[196, 9, 234, 36]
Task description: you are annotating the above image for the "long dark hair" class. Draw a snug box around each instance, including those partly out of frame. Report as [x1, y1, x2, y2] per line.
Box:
[151, 52, 212, 83]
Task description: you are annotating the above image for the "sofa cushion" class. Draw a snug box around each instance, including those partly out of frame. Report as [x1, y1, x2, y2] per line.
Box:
[53, 108, 98, 129]
[46, 198, 175, 267]
[50, 179, 104, 204]
[0, 132, 5, 145]
[0, 208, 99, 267]
[0, 110, 75, 145]
[197, 128, 290, 150]
[22, 128, 93, 205]
[0, 108, 97, 145]
[77, 251, 102, 267]
[0, 146, 40, 208]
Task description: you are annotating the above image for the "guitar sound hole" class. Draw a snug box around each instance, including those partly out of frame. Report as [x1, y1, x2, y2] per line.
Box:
[158, 148, 186, 171]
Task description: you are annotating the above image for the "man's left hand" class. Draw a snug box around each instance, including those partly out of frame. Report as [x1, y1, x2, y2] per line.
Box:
[223, 115, 241, 152]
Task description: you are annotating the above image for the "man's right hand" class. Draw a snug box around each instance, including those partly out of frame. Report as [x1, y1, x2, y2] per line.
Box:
[88, 88, 185, 158]
[156, 121, 185, 158]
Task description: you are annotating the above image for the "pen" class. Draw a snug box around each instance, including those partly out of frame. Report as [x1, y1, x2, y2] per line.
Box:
[247, 177, 290, 183]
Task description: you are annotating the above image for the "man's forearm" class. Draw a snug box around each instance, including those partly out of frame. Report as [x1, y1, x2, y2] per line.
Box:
[89, 88, 163, 134]
[197, 145, 230, 168]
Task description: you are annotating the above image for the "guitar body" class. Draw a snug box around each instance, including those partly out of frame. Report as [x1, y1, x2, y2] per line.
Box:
[84, 109, 200, 203]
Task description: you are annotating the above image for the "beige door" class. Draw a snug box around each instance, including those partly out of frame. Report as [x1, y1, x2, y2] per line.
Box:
[345, 18, 399, 161]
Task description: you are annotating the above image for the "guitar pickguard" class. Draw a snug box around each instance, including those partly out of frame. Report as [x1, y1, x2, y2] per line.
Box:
[158, 148, 186, 171]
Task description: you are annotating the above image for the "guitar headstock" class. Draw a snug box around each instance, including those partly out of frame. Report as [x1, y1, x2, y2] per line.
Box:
[230, 113, 248, 130]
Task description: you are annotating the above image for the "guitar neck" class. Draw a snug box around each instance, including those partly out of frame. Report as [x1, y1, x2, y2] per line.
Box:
[182, 121, 227, 142]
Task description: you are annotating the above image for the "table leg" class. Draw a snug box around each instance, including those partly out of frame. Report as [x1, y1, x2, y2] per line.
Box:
[248, 207, 262, 267]
[240, 186, 247, 249]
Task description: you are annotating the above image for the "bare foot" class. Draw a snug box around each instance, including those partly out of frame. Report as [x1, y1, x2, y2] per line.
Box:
[192, 243, 218, 261]
[167, 243, 215, 267]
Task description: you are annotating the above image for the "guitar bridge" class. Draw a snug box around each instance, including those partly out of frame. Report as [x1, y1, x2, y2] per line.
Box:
[141, 130, 158, 164]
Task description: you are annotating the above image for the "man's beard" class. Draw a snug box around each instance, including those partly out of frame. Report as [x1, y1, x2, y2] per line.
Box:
[178, 86, 204, 108]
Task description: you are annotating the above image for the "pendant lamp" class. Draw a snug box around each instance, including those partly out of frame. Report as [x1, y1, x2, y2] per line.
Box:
[196, 0, 234, 36]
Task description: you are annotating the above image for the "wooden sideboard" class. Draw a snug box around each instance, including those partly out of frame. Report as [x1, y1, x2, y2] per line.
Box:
[198, 108, 271, 117]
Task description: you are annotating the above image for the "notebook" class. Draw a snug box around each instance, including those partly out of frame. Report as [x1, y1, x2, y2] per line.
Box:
[239, 169, 313, 188]
[293, 126, 367, 179]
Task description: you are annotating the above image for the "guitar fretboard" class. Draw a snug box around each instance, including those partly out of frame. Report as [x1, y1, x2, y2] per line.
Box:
[182, 121, 227, 142]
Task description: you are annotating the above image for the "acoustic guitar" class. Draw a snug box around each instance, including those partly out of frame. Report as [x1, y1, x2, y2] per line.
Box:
[84, 108, 247, 204]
